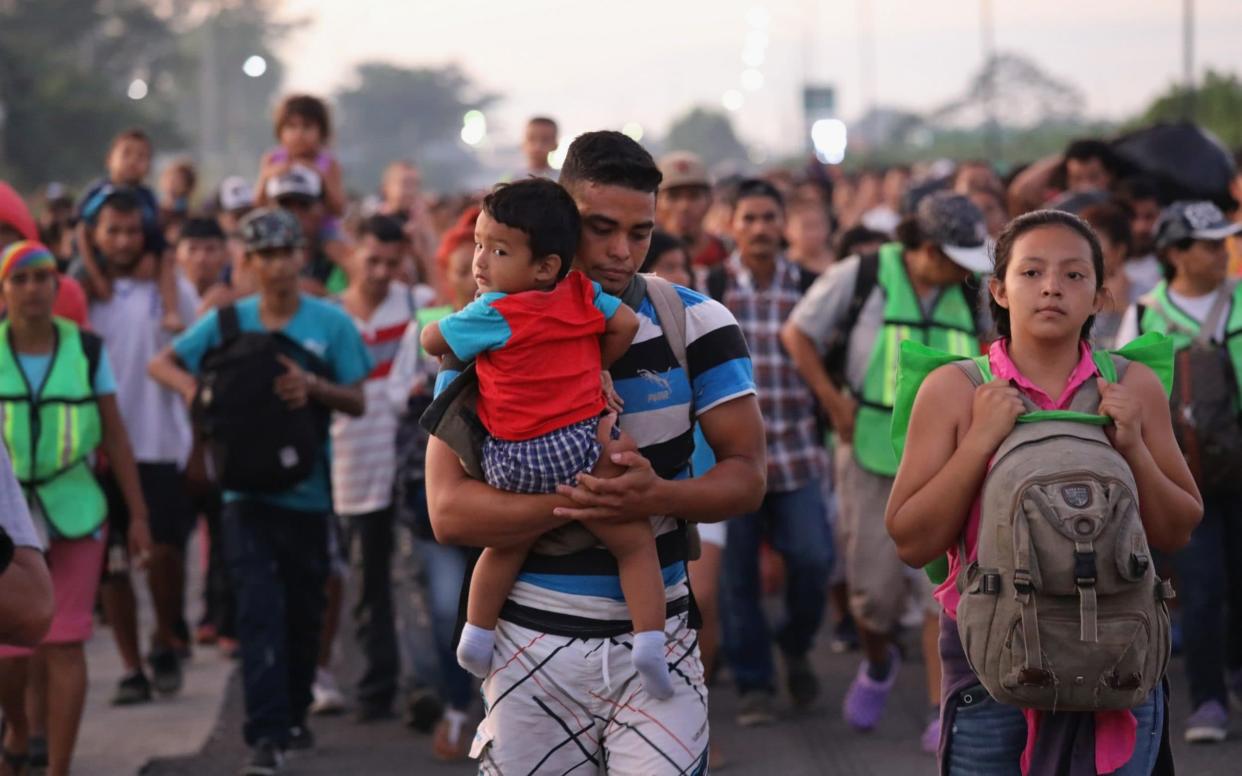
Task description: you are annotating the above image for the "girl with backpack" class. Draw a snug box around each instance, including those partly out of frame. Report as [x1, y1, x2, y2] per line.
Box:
[886, 210, 1202, 775]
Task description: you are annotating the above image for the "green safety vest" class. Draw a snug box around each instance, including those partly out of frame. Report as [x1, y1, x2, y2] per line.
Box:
[853, 243, 980, 476]
[0, 319, 106, 539]
[1137, 280, 1242, 411]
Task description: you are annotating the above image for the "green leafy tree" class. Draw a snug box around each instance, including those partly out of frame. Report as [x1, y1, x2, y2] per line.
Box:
[1133, 69, 1242, 149]
[0, 0, 184, 191]
[663, 108, 748, 168]
[334, 63, 496, 192]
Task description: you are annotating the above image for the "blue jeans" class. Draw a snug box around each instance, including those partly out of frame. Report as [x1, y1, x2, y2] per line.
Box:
[1173, 490, 1242, 708]
[720, 479, 833, 692]
[222, 501, 329, 747]
[946, 684, 1164, 776]
[396, 482, 473, 711]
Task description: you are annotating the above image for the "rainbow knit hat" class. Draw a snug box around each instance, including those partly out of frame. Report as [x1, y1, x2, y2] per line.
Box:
[0, 241, 56, 280]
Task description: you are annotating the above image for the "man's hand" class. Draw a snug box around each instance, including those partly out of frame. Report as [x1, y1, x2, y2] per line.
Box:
[128, 511, 153, 569]
[822, 390, 858, 445]
[554, 414, 657, 522]
[274, 354, 314, 409]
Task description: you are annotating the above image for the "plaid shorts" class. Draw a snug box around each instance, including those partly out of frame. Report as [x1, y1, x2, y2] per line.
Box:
[483, 417, 611, 494]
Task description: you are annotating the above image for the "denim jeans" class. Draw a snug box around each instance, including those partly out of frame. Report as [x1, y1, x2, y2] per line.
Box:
[946, 684, 1164, 776]
[1174, 490, 1242, 708]
[222, 500, 329, 747]
[396, 482, 473, 711]
[720, 479, 833, 692]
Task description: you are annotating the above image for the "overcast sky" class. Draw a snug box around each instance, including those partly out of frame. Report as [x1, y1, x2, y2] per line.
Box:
[277, 0, 1242, 155]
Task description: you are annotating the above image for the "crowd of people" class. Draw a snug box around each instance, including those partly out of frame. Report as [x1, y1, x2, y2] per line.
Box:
[0, 90, 1238, 776]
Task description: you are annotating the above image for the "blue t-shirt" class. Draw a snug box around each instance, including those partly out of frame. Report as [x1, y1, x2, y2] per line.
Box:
[15, 349, 117, 397]
[172, 294, 372, 513]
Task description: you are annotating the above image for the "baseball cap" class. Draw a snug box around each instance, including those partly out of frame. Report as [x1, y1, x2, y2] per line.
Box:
[239, 207, 303, 252]
[265, 164, 322, 203]
[658, 151, 710, 189]
[1154, 200, 1242, 252]
[219, 176, 255, 212]
[916, 192, 991, 273]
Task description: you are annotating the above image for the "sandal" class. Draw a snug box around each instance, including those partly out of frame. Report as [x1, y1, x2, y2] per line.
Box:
[432, 710, 471, 762]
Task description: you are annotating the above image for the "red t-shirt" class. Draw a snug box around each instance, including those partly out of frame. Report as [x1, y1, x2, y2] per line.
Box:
[439, 271, 619, 441]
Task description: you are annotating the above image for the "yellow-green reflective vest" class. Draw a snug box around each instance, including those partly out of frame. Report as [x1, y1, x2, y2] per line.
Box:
[1137, 280, 1242, 412]
[0, 318, 106, 538]
[854, 243, 980, 476]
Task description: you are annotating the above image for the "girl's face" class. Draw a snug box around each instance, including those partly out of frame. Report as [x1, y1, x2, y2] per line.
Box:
[648, 247, 692, 288]
[3, 266, 57, 323]
[992, 225, 1102, 341]
[1169, 238, 1228, 291]
[279, 115, 323, 158]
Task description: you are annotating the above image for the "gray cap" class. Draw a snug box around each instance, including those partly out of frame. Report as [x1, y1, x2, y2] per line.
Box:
[219, 175, 254, 212]
[265, 163, 322, 202]
[239, 207, 303, 252]
[1154, 200, 1242, 252]
[916, 192, 991, 273]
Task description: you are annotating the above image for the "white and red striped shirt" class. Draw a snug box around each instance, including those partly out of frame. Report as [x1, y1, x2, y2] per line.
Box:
[329, 282, 437, 515]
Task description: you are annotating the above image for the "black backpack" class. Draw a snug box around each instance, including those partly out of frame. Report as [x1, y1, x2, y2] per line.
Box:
[192, 305, 330, 493]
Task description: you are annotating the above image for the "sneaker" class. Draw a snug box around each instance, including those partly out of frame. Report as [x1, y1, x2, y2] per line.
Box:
[287, 724, 315, 752]
[432, 709, 471, 762]
[921, 715, 942, 754]
[111, 671, 153, 706]
[310, 668, 346, 716]
[240, 739, 284, 776]
[784, 653, 820, 710]
[1184, 700, 1228, 743]
[149, 648, 183, 696]
[735, 689, 776, 727]
[404, 687, 444, 733]
[843, 648, 901, 731]
[1228, 669, 1242, 712]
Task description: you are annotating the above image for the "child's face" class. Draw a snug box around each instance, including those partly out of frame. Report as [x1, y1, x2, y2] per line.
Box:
[280, 115, 323, 158]
[177, 237, 227, 290]
[108, 139, 151, 185]
[472, 211, 558, 295]
[992, 225, 1101, 341]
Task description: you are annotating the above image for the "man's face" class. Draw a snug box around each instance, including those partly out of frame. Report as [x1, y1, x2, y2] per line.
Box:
[656, 185, 711, 239]
[1128, 198, 1161, 256]
[107, 138, 151, 185]
[384, 166, 421, 212]
[277, 197, 322, 248]
[570, 182, 656, 296]
[523, 122, 558, 170]
[1066, 157, 1111, 192]
[2, 265, 57, 321]
[177, 237, 227, 291]
[731, 195, 785, 263]
[244, 247, 304, 296]
[93, 207, 144, 269]
[354, 236, 404, 298]
[786, 207, 830, 256]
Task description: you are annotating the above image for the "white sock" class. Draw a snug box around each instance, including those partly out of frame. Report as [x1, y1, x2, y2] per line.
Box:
[456, 624, 495, 678]
[631, 630, 674, 700]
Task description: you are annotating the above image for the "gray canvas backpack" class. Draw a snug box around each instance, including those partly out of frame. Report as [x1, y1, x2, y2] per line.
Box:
[953, 357, 1174, 711]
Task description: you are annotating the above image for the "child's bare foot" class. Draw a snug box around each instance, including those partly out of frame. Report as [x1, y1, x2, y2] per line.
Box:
[161, 309, 185, 333]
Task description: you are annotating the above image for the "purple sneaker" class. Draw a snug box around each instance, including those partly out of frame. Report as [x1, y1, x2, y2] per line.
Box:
[921, 716, 941, 753]
[1184, 700, 1228, 744]
[843, 648, 901, 731]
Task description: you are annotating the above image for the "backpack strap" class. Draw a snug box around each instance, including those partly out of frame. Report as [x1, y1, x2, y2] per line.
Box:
[1195, 279, 1237, 346]
[643, 274, 689, 379]
[78, 330, 103, 394]
[705, 265, 728, 304]
[951, 358, 985, 388]
[824, 252, 880, 386]
[217, 304, 242, 342]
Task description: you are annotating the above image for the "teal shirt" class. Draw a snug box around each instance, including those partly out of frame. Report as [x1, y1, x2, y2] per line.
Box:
[172, 294, 372, 513]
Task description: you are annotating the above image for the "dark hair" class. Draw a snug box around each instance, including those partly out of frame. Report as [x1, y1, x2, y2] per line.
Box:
[730, 178, 785, 211]
[894, 215, 924, 250]
[482, 179, 581, 281]
[528, 116, 558, 132]
[1064, 138, 1119, 172]
[274, 94, 331, 141]
[357, 214, 404, 244]
[1079, 203, 1132, 255]
[98, 188, 143, 217]
[1115, 175, 1162, 207]
[559, 131, 662, 195]
[110, 128, 151, 154]
[178, 217, 225, 242]
[640, 230, 688, 274]
[991, 209, 1106, 340]
[835, 225, 889, 259]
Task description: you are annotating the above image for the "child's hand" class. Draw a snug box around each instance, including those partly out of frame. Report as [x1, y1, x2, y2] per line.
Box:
[601, 371, 624, 414]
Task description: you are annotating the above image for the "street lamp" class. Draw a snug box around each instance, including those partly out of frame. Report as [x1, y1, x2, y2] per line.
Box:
[243, 55, 267, 78]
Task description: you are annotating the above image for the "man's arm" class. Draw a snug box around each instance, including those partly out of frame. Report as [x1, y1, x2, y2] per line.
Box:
[555, 394, 766, 523]
[780, 323, 857, 443]
[425, 436, 573, 547]
[0, 548, 53, 646]
[600, 304, 639, 368]
[149, 345, 198, 405]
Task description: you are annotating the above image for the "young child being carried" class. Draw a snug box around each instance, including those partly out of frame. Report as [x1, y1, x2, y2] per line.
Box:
[74, 128, 184, 331]
[421, 178, 676, 699]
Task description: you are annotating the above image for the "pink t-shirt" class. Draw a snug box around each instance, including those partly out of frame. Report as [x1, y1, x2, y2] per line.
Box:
[935, 338, 1138, 776]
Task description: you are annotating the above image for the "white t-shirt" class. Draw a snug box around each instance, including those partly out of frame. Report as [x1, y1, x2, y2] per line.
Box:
[1123, 254, 1164, 305]
[329, 283, 436, 516]
[1116, 285, 1229, 347]
[89, 277, 198, 466]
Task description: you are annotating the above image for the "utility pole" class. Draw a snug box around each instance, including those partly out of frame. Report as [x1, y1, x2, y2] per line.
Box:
[981, 0, 999, 160]
[858, 0, 876, 118]
[1182, 0, 1195, 120]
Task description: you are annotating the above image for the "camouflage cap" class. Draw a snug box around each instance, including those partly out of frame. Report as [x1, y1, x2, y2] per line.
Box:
[916, 191, 991, 273]
[1154, 200, 1242, 252]
[239, 207, 304, 252]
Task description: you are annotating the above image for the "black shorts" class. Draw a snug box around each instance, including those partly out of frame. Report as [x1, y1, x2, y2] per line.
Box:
[102, 463, 196, 553]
